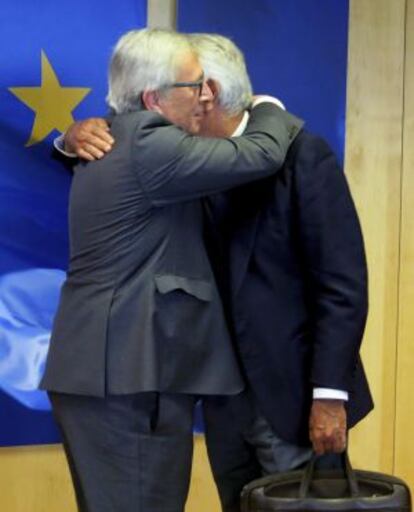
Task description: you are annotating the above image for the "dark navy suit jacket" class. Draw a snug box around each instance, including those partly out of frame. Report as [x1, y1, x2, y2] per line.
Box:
[207, 129, 373, 445]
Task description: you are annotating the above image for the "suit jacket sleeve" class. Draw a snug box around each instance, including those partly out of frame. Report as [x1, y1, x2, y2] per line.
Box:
[294, 132, 368, 392]
[132, 103, 303, 206]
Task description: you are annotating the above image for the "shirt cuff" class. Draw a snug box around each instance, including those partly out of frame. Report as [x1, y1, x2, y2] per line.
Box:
[54, 133, 77, 158]
[313, 388, 349, 401]
[252, 95, 286, 110]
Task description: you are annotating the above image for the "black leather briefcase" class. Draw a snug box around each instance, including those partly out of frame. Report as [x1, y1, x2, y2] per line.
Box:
[241, 452, 411, 512]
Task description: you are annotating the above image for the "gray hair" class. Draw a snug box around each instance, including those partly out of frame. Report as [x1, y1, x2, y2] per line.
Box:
[190, 33, 253, 116]
[107, 28, 194, 114]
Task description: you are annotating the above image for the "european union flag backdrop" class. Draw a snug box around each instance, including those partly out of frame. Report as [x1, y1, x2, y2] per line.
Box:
[178, 0, 349, 163]
[0, 1, 146, 446]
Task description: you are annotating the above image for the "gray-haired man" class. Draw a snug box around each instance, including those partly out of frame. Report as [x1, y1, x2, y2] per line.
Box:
[192, 33, 372, 512]
[44, 28, 302, 512]
[64, 33, 373, 512]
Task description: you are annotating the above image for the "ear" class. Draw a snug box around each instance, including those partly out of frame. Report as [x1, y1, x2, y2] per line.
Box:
[201, 79, 219, 113]
[142, 90, 163, 114]
[207, 79, 220, 101]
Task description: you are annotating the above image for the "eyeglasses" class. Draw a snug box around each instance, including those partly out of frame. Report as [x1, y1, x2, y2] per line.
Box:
[168, 74, 205, 96]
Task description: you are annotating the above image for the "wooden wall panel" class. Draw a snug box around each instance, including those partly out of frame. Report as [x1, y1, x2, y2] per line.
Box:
[187, 436, 220, 512]
[395, 0, 414, 490]
[0, 445, 76, 512]
[0, 438, 220, 512]
[345, 0, 405, 472]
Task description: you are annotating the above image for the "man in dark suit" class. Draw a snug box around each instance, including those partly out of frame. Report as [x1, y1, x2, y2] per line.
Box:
[41, 29, 302, 512]
[192, 34, 373, 512]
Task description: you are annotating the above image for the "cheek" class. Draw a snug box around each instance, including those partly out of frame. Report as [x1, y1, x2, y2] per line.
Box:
[178, 101, 196, 119]
[164, 92, 199, 122]
[182, 90, 199, 108]
[198, 120, 209, 135]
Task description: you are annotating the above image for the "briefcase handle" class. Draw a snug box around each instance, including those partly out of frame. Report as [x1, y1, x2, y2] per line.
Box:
[299, 451, 360, 498]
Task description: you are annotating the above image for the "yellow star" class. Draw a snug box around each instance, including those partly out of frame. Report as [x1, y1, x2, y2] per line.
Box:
[9, 51, 91, 147]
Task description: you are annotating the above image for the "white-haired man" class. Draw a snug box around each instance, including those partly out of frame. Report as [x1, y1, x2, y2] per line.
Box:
[43, 28, 302, 512]
[64, 33, 373, 512]
[189, 33, 373, 512]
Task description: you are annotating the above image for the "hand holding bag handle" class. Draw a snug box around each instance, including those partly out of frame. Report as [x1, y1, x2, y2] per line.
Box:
[241, 448, 411, 512]
[298, 451, 360, 499]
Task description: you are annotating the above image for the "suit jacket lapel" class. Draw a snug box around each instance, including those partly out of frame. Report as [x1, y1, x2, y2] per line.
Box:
[229, 190, 262, 297]
[206, 188, 262, 298]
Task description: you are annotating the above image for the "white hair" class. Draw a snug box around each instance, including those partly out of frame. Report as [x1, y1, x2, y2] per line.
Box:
[190, 33, 253, 116]
[107, 28, 194, 114]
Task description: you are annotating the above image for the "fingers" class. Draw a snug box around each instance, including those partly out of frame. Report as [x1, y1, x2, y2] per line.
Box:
[64, 118, 114, 159]
[73, 140, 105, 161]
[310, 424, 346, 455]
[88, 125, 114, 147]
[332, 423, 347, 453]
[82, 135, 112, 155]
[309, 399, 347, 456]
[77, 145, 104, 161]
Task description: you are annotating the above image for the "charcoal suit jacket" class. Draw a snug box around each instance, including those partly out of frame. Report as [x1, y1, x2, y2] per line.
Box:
[40, 103, 303, 397]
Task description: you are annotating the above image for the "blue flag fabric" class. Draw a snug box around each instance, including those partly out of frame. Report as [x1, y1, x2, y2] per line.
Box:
[0, 1, 146, 446]
[178, 0, 349, 164]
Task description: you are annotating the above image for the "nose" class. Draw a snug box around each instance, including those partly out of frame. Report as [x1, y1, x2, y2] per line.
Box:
[199, 80, 214, 101]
